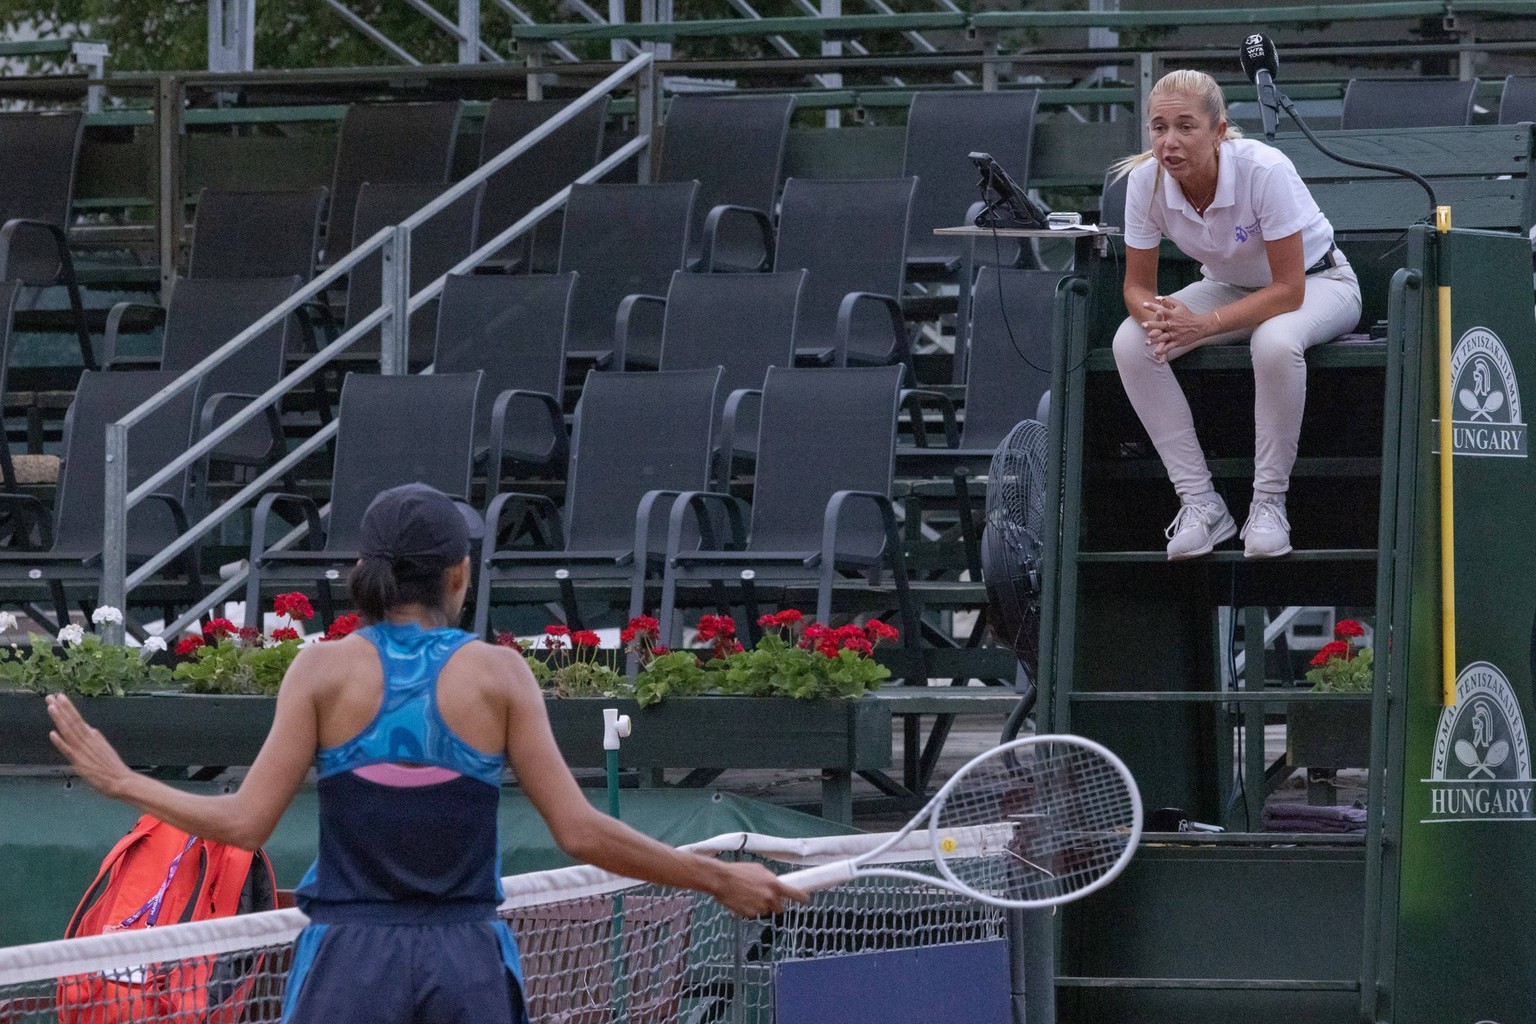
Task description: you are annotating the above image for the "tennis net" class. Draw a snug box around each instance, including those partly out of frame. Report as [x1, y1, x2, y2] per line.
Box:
[0, 830, 1007, 1023]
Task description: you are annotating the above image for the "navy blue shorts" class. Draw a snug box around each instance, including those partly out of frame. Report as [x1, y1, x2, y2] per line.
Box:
[281, 920, 527, 1024]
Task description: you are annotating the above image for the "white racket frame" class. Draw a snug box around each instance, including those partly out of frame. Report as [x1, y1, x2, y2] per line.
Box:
[780, 734, 1144, 910]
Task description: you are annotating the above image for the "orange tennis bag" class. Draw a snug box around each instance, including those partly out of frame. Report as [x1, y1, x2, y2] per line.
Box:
[55, 815, 277, 1024]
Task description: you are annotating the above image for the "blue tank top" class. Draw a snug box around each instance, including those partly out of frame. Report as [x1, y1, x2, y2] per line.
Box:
[295, 622, 507, 923]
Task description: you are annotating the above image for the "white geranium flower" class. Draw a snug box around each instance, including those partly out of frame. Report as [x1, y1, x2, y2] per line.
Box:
[57, 624, 85, 646]
[142, 635, 168, 655]
[0, 611, 16, 633]
[91, 606, 124, 626]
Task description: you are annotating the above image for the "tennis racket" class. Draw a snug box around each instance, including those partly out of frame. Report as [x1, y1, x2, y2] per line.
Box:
[781, 734, 1142, 909]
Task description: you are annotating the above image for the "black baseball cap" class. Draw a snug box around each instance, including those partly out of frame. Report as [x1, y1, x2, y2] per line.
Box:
[358, 483, 484, 561]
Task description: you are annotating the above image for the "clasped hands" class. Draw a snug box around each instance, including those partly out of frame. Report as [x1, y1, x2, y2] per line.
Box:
[1140, 295, 1222, 363]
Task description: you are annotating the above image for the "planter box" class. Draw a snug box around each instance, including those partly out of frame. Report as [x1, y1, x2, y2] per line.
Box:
[545, 697, 890, 773]
[0, 692, 275, 767]
[1286, 698, 1372, 769]
[0, 692, 891, 824]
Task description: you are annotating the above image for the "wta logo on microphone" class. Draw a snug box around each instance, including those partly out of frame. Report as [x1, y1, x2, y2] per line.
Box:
[1450, 326, 1527, 457]
[1243, 34, 1266, 63]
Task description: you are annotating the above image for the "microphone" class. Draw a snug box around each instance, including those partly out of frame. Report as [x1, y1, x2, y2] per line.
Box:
[1235, 33, 1438, 217]
[1239, 33, 1282, 141]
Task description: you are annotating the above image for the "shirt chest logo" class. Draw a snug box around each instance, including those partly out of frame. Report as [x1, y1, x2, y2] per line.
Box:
[1234, 218, 1261, 243]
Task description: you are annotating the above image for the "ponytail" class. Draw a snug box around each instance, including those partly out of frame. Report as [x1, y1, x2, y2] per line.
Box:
[348, 552, 459, 622]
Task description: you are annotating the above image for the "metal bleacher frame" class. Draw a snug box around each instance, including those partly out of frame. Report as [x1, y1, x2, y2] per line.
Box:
[5, 13, 1536, 1019]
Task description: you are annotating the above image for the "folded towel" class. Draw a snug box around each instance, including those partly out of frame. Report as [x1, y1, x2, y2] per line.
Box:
[1263, 801, 1367, 833]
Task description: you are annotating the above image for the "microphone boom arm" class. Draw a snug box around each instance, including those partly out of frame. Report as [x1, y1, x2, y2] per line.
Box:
[1275, 91, 1438, 217]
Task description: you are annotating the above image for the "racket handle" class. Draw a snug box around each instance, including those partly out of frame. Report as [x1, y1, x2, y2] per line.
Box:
[779, 860, 857, 893]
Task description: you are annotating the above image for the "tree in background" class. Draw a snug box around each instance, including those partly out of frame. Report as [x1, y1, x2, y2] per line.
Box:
[1, 0, 915, 74]
[3, 0, 539, 72]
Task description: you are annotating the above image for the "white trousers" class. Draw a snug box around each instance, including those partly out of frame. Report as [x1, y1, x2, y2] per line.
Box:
[1111, 264, 1362, 499]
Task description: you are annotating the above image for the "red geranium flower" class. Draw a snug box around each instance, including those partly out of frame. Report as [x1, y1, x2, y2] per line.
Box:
[626, 615, 659, 638]
[1310, 639, 1351, 666]
[271, 627, 300, 642]
[570, 630, 601, 648]
[322, 613, 361, 641]
[544, 624, 571, 637]
[203, 618, 236, 641]
[651, 645, 670, 657]
[1334, 619, 1365, 639]
[174, 635, 205, 656]
[864, 619, 899, 643]
[273, 592, 315, 622]
[493, 632, 527, 650]
[237, 626, 263, 645]
[695, 615, 735, 642]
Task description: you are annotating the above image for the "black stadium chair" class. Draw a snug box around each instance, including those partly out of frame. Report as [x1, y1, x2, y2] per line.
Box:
[651, 365, 919, 650]
[1499, 75, 1536, 125]
[187, 188, 328, 282]
[102, 276, 304, 475]
[0, 282, 22, 491]
[324, 101, 462, 260]
[432, 271, 576, 481]
[901, 267, 1061, 468]
[630, 269, 804, 473]
[1100, 168, 1129, 232]
[0, 371, 202, 632]
[477, 97, 608, 272]
[473, 368, 721, 636]
[0, 111, 93, 368]
[1339, 77, 1478, 130]
[242, 372, 483, 629]
[902, 90, 1041, 278]
[556, 181, 697, 367]
[765, 177, 916, 368]
[342, 181, 483, 368]
[658, 94, 794, 272]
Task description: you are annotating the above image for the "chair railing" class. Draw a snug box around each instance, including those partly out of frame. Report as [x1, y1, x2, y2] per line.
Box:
[95, 50, 658, 643]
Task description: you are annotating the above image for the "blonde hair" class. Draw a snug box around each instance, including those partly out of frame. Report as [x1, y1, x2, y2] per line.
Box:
[1109, 69, 1244, 183]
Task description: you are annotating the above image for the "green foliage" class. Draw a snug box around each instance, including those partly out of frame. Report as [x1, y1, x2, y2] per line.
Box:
[4, 0, 963, 74]
[4, 0, 521, 73]
[173, 637, 302, 695]
[525, 650, 629, 699]
[1306, 645, 1374, 694]
[630, 649, 710, 707]
[632, 634, 890, 708]
[0, 634, 171, 697]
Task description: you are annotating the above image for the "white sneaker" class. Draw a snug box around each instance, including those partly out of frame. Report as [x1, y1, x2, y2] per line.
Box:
[1165, 498, 1236, 561]
[1241, 500, 1293, 558]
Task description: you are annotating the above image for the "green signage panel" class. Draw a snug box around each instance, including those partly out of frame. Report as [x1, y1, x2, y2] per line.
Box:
[1395, 228, 1536, 1024]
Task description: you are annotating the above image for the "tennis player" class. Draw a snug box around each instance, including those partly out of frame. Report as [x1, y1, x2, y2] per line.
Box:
[45, 482, 806, 1024]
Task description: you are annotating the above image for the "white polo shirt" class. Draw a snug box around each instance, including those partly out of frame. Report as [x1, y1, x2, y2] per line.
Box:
[1122, 137, 1335, 289]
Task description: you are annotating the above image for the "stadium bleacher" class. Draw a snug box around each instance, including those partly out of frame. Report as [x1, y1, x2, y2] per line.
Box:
[5, 7, 1536, 1019]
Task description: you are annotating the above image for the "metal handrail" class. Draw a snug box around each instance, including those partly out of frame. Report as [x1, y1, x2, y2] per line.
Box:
[96, 50, 658, 641]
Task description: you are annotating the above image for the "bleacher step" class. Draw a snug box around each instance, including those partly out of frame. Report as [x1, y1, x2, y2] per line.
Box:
[1076, 548, 1377, 563]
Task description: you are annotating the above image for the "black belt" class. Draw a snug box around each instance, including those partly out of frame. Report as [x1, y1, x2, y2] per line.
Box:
[1305, 244, 1342, 275]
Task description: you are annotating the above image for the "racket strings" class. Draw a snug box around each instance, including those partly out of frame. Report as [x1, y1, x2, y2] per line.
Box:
[932, 742, 1137, 903]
